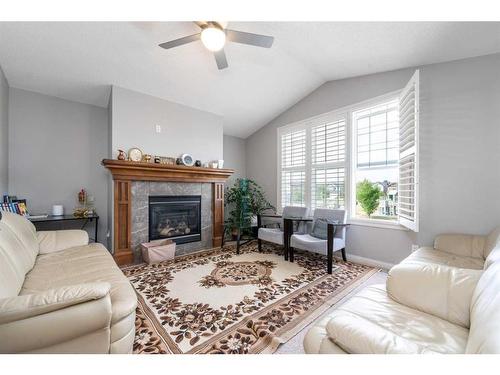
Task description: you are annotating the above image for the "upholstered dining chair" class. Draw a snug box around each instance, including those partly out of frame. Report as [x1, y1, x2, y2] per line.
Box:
[257, 206, 308, 258]
[290, 208, 348, 274]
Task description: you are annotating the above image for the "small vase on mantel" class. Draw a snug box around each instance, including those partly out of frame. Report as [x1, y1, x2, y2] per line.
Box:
[117, 149, 126, 160]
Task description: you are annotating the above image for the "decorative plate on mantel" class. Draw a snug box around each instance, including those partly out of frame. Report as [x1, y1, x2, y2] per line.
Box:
[180, 153, 195, 166]
[128, 148, 143, 162]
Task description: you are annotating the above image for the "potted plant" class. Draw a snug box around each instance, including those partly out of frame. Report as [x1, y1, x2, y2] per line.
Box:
[225, 178, 275, 240]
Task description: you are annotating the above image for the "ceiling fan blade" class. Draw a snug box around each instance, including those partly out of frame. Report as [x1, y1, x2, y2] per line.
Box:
[225, 29, 274, 48]
[194, 21, 208, 29]
[214, 49, 228, 70]
[159, 33, 200, 49]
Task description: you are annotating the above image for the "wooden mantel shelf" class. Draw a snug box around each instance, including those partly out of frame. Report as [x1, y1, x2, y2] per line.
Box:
[102, 159, 234, 183]
[102, 158, 234, 265]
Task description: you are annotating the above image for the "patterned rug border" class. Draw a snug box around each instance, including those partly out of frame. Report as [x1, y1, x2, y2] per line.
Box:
[189, 261, 379, 354]
[124, 242, 379, 354]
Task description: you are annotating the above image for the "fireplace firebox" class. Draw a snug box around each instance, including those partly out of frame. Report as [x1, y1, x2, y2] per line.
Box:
[149, 195, 202, 244]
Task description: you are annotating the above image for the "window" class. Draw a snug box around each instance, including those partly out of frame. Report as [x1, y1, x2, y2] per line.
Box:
[352, 100, 399, 221]
[280, 129, 306, 207]
[277, 70, 419, 231]
[311, 119, 346, 209]
[278, 115, 347, 211]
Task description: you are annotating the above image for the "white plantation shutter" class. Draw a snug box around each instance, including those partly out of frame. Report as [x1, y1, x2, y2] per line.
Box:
[280, 129, 306, 208]
[311, 119, 346, 209]
[398, 70, 419, 231]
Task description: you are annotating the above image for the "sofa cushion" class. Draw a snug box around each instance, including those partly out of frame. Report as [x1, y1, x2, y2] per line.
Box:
[0, 212, 39, 258]
[310, 219, 339, 240]
[291, 234, 345, 254]
[434, 234, 486, 259]
[325, 284, 469, 354]
[484, 226, 500, 258]
[405, 247, 484, 270]
[20, 243, 137, 325]
[484, 245, 500, 269]
[303, 315, 347, 354]
[37, 230, 89, 254]
[0, 212, 39, 298]
[387, 262, 482, 328]
[258, 227, 284, 245]
[466, 261, 500, 354]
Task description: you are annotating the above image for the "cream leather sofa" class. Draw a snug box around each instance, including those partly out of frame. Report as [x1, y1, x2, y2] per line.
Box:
[0, 211, 137, 353]
[304, 227, 500, 354]
[404, 227, 500, 270]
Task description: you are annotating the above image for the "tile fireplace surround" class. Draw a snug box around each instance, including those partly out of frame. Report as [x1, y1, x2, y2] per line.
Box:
[131, 181, 212, 260]
[102, 159, 234, 265]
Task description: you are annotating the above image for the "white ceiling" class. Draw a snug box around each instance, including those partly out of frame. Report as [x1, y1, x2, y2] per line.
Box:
[0, 22, 499, 138]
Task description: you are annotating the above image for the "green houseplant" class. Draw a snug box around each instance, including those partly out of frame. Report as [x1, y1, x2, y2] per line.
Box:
[225, 178, 275, 238]
[356, 179, 382, 218]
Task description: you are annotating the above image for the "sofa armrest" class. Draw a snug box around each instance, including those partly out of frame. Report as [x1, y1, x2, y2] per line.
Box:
[326, 310, 438, 354]
[0, 282, 110, 324]
[37, 230, 89, 254]
[0, 283, 112, 353]
[387, 262, 482, 328]
[434, 233, 486, 259]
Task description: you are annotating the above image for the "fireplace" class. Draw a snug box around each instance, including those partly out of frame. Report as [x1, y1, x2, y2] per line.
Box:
[149, 195, 202, 244]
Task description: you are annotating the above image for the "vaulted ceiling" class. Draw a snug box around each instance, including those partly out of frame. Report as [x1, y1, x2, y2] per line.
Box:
[1, 22, 499, 138]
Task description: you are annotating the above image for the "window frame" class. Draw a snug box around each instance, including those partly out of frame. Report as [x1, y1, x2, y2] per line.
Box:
[277, 111, 348, 213]
[349, 96, 401, 225]
[277, 89, 407, 231]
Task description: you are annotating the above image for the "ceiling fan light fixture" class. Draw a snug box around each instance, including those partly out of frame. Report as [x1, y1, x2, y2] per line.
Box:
[201, 27, 226, 52]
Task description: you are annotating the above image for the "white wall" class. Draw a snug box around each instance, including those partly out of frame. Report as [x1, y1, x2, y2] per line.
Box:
[8, 88, 109, 243]
[246, 53, 500, 265]
[0, 66, 8, 195]
[111, 86, 223, 163]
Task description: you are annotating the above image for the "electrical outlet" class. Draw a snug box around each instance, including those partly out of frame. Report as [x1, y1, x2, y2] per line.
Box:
[411, 244, 419, 253]
[155, 124, 162, 133]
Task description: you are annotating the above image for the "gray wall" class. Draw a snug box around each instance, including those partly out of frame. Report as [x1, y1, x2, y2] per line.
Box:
[418, 53, 500, 246]
[8, 88, 109, 243]
[0, 66, 8, 195]
[111, 86, 223, 163]
[223, 135, 246, 188]
[246, 53, 500, 265]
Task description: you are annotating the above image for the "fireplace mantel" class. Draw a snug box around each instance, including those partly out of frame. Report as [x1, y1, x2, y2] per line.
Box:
[102, 159, 234, 265]
[102, 159, 234, 183]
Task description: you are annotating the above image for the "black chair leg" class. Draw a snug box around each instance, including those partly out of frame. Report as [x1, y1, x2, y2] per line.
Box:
[289, 247, 294, 262]
[341, 248, 347, 262]
[327, 248, 333, 274]
[221, 227, 226, 248]
[258, 238, 262, 252]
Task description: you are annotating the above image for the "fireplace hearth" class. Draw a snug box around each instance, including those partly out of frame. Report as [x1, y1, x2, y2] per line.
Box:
[149, 195, 202, 244]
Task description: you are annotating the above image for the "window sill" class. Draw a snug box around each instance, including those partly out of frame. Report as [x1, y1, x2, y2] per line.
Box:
[347, 218, 408, 231]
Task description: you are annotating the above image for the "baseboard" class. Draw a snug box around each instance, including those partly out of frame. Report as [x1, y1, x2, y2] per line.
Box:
[345, 254, 395, 271]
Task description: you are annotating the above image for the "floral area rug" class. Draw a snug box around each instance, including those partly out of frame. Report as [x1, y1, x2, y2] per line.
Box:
[122, 242, 378, 354]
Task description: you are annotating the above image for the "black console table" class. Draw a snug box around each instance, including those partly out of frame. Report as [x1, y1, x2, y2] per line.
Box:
[28, 214, 99, 243]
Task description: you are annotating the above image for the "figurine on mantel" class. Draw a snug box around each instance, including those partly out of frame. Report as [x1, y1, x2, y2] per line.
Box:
[117, 149, 126, 160]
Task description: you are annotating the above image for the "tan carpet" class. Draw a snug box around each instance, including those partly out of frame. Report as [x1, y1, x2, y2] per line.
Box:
[122, 242, 378, 354]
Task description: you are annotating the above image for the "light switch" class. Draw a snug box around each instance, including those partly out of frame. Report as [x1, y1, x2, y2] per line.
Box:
[155, 124, 162, 133]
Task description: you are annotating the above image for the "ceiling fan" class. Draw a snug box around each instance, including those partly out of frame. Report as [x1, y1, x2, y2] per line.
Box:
[158, 21, 274, 70]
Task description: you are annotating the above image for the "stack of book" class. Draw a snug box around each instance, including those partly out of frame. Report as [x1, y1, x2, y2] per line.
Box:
[0, 201, 28, 216]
